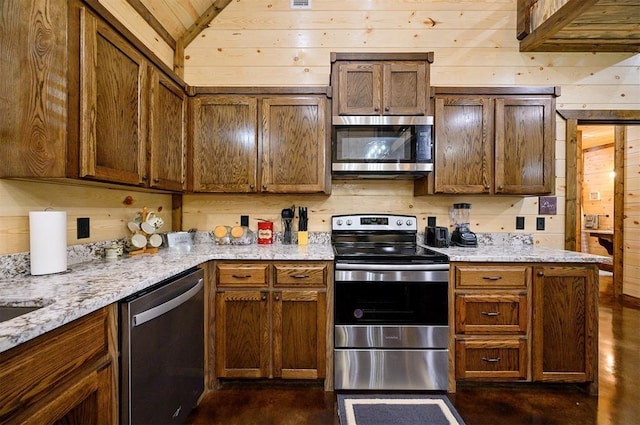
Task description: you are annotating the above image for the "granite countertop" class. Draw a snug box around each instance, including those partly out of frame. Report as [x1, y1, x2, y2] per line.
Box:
[424, 243, 611, 263]
[0, 240, 609, 355]
[0, 243, 334, 354]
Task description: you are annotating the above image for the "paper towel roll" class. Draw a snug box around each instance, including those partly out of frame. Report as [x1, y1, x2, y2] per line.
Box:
[29, 211, 68, 275]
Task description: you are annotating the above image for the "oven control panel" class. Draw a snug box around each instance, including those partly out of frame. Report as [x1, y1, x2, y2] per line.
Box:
[332, 214, 416, 231]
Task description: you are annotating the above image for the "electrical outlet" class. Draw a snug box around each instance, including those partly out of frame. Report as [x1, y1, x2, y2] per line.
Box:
[240, 215, 249, 227]
[516, 216, 525, 230]
[536, 217, 545, 231]
[427, 216, 436, 227]
[77, 217, 90, 239]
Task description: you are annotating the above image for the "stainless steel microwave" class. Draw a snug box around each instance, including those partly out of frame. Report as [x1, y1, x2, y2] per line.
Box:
[332, 115, 433, 178]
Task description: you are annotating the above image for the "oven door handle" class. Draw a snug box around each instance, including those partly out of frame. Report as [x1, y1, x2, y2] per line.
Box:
[335, 263, 449, 271]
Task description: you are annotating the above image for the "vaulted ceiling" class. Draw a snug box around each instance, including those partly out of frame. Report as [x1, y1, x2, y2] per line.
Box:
[128, 0, 639, 54]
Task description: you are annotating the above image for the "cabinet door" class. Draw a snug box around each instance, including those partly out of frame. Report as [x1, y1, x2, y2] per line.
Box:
[215, 290, 269, 378]
[272, 290, 326, 379]
[532, 265, 597, 384]
[79, 11, 148, 185]
[336, 63, 383, 115]
[261, 96, 329, 193]
[434, 97, 493, 193]
[383, 62, 427, 115]
[191, 95, 258, 192]
[148, 68, 186, 191]
[495, 98, 554, 194]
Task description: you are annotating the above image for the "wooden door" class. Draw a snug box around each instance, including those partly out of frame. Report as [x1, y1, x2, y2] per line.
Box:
[261, 96, 329, 193]
[215, 290, 270, 378]
[148, 68, 186, 191]
[79, 11, 148, 185]
[191, 95, 258, 192]
[434, 97, 493, 193]
[336, 63, 383, 115]
[272, 290, 326, 379]
[383, 62, 427, 115]
[495, 97, 554, 194]
[532, 265, 597, 385]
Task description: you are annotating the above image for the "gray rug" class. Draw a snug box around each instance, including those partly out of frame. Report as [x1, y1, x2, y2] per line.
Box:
[337, 394, 466, 425]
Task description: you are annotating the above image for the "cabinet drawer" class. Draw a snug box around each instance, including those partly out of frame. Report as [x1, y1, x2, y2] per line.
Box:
[274, 264, 327, 287]
[0, 308, 110, 418]
[455, 293, 528, 334]
[455, 265, 531, 289]
[455, 338, 528, 380]
[217, 264, 268, 286]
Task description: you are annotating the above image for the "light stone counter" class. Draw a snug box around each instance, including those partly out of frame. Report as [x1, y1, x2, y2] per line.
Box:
[0, 243, 334, 354]
[0, 238, 609, 355]
[424, 244, 610, 263]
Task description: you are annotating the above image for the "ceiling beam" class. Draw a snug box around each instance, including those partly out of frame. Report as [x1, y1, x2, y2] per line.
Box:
[125, 0, 176, 50]
[174, 0, 233, 78]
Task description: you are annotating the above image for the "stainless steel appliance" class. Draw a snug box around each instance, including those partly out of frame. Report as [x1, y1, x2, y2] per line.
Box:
[120, 267, 204, 424]
[332, 116, 433, 178]
[332, 214, 450, 390]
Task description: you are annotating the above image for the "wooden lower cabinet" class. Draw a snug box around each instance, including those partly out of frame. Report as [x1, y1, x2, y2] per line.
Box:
[214, 261, 329, 383]
[532, 265, 598, 389]
[450, 262, 598, 394]
[0, 306, 117, 424]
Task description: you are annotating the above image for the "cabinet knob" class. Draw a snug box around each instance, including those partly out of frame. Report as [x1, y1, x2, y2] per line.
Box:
[537, 271, 544, 277]
[274, 294, 280, 301]
[153, 178, 159, 183]
[384, 106, 390, 112]
[262, 185, 267, 190]
[142, 174, 148, 181]
[485, 185, 491, 190]
[374, 107, 380, 112]
[261, 294, 267, 301]
[249, 184, 255, 190]
[498, 185, 504, 190]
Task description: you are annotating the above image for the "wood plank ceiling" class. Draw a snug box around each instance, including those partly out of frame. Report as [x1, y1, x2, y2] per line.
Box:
[128, 0, 639, 58]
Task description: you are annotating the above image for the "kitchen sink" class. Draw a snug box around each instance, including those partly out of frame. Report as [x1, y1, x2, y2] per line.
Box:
[0, 304, 47, 323]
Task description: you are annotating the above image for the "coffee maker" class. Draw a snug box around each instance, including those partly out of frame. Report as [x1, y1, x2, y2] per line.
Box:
[450, 203, 477, 247]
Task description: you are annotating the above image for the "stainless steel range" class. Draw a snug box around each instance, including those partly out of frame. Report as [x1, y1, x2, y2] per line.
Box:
[332, 214, 449, 390]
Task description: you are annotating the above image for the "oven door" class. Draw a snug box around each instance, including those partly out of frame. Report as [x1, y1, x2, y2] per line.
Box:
[333, 264, 449, 390]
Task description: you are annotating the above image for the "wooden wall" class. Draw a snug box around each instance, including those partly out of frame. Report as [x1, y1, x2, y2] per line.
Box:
[0, 180, 172, 255]
[625, 126, 640, 298]
[2, 0, 639, 258]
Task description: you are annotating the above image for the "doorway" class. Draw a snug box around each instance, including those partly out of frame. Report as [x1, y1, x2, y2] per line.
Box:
[560, 110, 640, 304]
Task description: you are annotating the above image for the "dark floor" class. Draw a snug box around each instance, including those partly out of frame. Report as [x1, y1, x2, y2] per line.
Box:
[187, 276, 640, 425]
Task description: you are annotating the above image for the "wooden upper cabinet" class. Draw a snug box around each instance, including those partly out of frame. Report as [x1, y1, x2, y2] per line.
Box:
[433, 87, 557, 195]
[0, 0, 68, 178]
[79, 11, 148, 186]
[495, 98, 554, 195]
[331, 53, 432, 117]
[261, 96, 328, 193]
[434, 97, 493, 194]
[190, 95, 258, 192]
[149, 68, 187, 191]
[190, 93, 330, 194]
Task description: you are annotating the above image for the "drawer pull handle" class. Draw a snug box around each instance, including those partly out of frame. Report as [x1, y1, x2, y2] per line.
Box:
[482, 276, 502, 280]
[292, 274, 310, 279]
[481, 311, 501, 317]
[232, 274, 253, 279]
[481, 357, 502, 363]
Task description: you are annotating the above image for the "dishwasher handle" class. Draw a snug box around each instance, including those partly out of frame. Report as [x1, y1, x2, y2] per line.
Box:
[132, 278, 203, 327]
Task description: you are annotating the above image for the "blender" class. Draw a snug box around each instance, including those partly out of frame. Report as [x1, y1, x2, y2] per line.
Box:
[450, 203, 478, 247]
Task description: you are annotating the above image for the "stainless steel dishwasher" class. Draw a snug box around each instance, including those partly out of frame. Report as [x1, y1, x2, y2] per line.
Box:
[120, 267, 204, 425]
